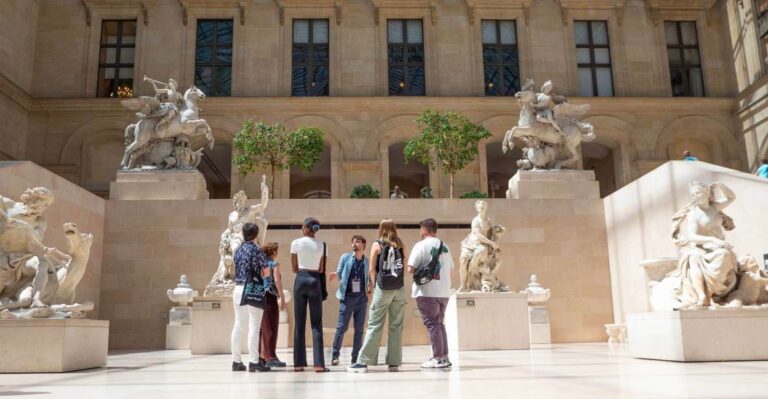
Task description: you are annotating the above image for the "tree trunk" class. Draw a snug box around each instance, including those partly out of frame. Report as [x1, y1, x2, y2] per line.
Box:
[270, 163, 276, 199]
[449, 174, 454, 199]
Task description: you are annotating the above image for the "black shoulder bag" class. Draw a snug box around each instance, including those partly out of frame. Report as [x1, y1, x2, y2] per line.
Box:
[413, 241, 444, 286]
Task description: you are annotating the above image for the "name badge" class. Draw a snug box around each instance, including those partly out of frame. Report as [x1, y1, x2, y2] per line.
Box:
[352, 278, 361, 293]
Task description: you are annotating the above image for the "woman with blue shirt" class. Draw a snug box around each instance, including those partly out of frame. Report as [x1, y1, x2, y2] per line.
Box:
[328, 235, 370, 365]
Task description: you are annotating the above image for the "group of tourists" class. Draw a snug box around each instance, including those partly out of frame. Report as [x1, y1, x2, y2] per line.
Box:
[229, 216, 454, 373]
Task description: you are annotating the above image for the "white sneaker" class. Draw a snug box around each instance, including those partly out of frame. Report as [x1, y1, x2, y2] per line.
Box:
[420, 358, 440, 369]
[436, 358, 451, 368]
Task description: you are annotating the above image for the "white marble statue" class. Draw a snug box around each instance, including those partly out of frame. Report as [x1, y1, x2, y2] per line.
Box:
[521, 274, 551, 304]
[119, 76, 214, 170]
[0, 188, 95, 319]
[204, 176, 269, 296]
[502, 79, 596, 170]
[647, 181, 768, 311]
[458, 200, 509, 293]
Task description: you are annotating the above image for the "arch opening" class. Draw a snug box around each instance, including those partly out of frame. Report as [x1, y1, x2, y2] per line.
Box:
[486, 141, 520, 198]
[290, 144, 331, 199]
[388, 142, 428, 198]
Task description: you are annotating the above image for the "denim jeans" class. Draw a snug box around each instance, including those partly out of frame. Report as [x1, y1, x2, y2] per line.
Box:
[293, 271, 324, 367]
[331, 293, 367, 362]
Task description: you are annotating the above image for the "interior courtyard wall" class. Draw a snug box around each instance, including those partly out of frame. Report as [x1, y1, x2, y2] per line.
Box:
[102, 197, 611, 349]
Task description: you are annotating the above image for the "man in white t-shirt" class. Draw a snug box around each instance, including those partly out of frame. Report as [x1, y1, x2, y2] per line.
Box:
[407, 218, 453, 369]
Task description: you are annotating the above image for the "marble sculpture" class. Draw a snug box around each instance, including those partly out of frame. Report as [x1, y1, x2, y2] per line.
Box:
[0, 188, 95, 319]
[204, 176, 269, 296]
[458, 200, 509, 293]
[520, 274, 551, 304]
[647, 181, 768, 311]
[119, 76, 214, 170]
[502, 79, 596, 170]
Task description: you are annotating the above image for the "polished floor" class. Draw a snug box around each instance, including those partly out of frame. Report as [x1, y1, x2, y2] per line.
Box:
[2, 344, 767, 398]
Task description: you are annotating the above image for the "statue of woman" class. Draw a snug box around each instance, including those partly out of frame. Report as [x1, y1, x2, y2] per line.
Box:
[144, 77, 182, 132]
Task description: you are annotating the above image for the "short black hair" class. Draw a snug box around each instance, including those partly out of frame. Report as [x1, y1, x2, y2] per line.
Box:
[351, 235, 367, 245]
[419, 218, 438, 234]
[303, 217, 320, 233]
[242, 223, 259, 242]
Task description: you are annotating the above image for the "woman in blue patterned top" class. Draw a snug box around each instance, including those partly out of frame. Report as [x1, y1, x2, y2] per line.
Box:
[230, 223, 270, 373]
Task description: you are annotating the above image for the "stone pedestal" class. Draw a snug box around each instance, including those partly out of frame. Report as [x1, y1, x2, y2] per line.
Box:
[278, 309, 289, 348]
[627, 310, 768, 361]
[109, 170, 209, 200]
[191, 296, 245, 355]
[166, 306, 192, 350]
[446, 292, 530, 351]
[506, 169, 599, 199]
[0, 319, 109, 372]
[529, 306, 551, 344]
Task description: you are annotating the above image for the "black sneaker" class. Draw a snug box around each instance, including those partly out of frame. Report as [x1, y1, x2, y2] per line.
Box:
[331, 357, 340, 366]
[388, 365, 399, 372]
[346, 363, 368, 373]
[266, 359, 287, 368]
[249, 361, 271, 372]
[232, 362, 246, 371]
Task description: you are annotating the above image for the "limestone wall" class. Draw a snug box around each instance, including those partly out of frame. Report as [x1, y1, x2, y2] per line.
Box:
[604, 161, 768, 324]
[102, 196, 612, 349]
[0, 161, 106, 315]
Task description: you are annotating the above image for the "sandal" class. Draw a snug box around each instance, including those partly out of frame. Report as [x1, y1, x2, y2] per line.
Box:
[293, 366, 305, 372]
[314, 366, 330, 373]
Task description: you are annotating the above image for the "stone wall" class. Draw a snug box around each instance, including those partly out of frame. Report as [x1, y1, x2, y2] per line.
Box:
[605, 160, 768, 324]
[102, 196, 612, 349]
[0, 161, 106, 314]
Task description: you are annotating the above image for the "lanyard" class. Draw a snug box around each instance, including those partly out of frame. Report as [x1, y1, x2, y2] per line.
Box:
[350, 256, 364, 280]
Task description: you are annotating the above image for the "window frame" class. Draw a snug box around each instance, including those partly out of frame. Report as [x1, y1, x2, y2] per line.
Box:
[291, 18, 330, 97]
[194, 19, 234, 97]
[96, 19, 137, 98]
[574, 20, 614, 97]
[481, 19, 520, 97]
[387, 19, 426, 96]
[665, 21, 705, 97]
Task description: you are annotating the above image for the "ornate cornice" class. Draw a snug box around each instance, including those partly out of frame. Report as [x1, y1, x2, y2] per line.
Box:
[81, 0, 156, 26]
[370, 0, 439, 25]
[274, 0, 344, 25]
[556, 0, 627, 26]
[645, 0, 719, 26]
[178, 0, 246, 25]
[463, 0, 537, 25]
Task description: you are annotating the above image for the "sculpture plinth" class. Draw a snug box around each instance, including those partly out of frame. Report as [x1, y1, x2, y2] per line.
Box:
[109, 170, 209, 200]
[445, 292, 530, 351]
[190, 296, 245, 354]
[506, 169, 599, 199]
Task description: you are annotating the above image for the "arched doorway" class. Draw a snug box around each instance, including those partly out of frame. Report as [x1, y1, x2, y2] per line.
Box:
[198, 141, 232, 199]
[582, 142, 617, 198]
[290, 144, 331, 199]
[666, 137, 711, 162]
[485, 141, 520, 198]
[82, 135, 124, 197]
[388, 142, 428, 198]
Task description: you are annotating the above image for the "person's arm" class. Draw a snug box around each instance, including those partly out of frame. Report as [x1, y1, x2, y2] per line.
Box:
[329, 254, 345, 281]
[318, 244, 327, 274]
[368, 242, 380, 292]
[291, 253, 299, 274]
[274, 264, 287, 310]
[407, 243, 417, 274]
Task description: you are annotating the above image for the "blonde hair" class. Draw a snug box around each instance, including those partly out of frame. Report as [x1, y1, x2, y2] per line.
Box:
[377, 218, 403, 249]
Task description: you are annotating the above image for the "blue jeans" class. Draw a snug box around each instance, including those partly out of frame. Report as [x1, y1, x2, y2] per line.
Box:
[331, 294, 368, 362]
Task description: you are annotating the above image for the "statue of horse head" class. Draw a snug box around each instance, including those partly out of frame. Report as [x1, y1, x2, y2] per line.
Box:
[184, 85, 206, 104]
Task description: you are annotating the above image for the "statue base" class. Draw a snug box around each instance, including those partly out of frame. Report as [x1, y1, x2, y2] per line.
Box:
[0, 319, 109, 372]
[445, 292, 530, 350]
[627, 310, 768, 361]
[166, 324, 192, 350]
[109, 169, 209, 200]
[529, 305, 551, 344]
[506, 169, 599, 199]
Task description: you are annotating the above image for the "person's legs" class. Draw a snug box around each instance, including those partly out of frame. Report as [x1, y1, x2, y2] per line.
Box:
[259, 294, 279, 361]
[351, 295, 368, 363]
[332, 298, 352, 359]
[385, 286, 407, 366]
[293, 274, 309, 367]
[437, 298, 449, 360]
[416, 296, 444, 359]
[307, 278, 325, 367]
[356, 287, 393, 366]
[231, 285, 247, 363]
[247, 305, 264, 364]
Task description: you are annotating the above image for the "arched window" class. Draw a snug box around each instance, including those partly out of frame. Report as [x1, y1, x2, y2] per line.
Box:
[389, 142, 428, 198]
[582, 142, 617, 198]
[485, 141, 520, 198]
[198, 141, 232, 199]
[290, 144, 331, 199]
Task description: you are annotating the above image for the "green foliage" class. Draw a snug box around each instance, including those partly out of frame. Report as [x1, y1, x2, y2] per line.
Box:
[350, 184, 381, 199]
[419, 186, 434, 199]
[404, 110, 492, 198]
[460, 190, 488, 199]
[287, 126, 325, 174]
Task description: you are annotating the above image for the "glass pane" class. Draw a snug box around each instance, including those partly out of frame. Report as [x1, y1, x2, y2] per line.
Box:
[669, 68, 685, 96]
[388, 20, 403, 43]
[217, 21, 233, 44]
[576, 48, 591, 64]
[481, 20, 497, 44]
[667, 48, 682, 65]
[100, 47, 117, 64]
[119, 67, 134, 80]
[388, 45, 404, 65]
[502, 65, 519, 95]
[684, 49, 700, 65]
[197, 21, 215, 45]
[500, 46, 517, 65]
[293, 46, 309, 65]
[294, 20, 309, 43]
[215, 66, 231, 96]
[575, 21, 590, 45]
[313, 20, 329, 44]
[103, 67, 117, 79]
[665, 22, 678, 45]
[681, 22, 698, 45]
[483, 46, 499, 64]
[121, 21, 137, 44]
[594, 48, 610, 64]
[407, 45, 424, 64]
[500, 21, 516, 44]
[311, 45, 329, 65]
[195, 66, 213, 92]
[591, 21, 608, 45]
[292, 66, 309, 96]
[389, 66, 405, 94]
[311, 66, 329, 95]
[759, 14, 768, 38]
[595, 68, 613, 96]
[689, 67, 704, 97]
[97, 68, 116, 97]
[120, 47, 135, 64]
[196, 46, 213, 64]
[484, 65, 501, 96]
[101, 21, 119, 44]
[407, 66, 425, 95]
[216, 46, 232, 64]
[578, 68, 594, 96]
[407, 20, 423, 43]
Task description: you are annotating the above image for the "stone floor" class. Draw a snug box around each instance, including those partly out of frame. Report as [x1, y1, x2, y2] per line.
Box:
[2, 344, 767, 398]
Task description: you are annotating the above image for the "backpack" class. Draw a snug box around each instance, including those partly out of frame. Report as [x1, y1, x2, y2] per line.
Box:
[376, 240, 404, 290]
[413, 241, 444, 286]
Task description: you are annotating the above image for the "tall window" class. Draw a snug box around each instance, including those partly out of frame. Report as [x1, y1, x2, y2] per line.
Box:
[195, 19, 232, 97]
[756, 0, 768, 64]
[97, 20, 136, 98]
[665, 21, 704, 97]
[481, 20, 519, 96]
[574, 20, 613, 97]
[292, 19, 329, 96]
[388, 19, 425, 96]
